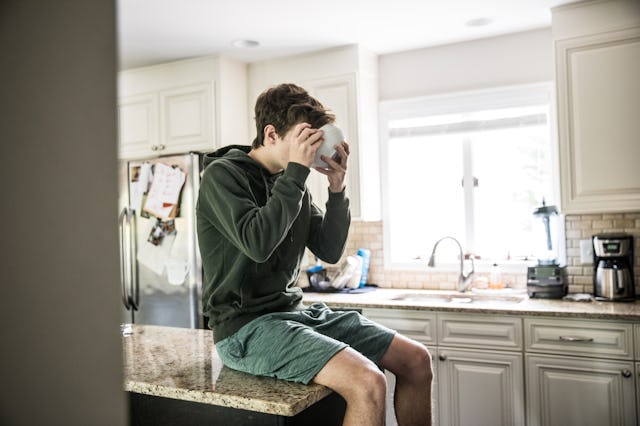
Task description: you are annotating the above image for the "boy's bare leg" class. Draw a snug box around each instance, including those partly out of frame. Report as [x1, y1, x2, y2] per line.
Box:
[313, 348, 387, 426]
[380, 334, 433, 426]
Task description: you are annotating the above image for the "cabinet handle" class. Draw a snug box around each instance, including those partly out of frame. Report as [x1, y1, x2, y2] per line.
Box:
[621, 370, 632, 378]
[438, 354, 447, 361]
[151, 145, 158, 151]
[158, 144, 166, 150]
[558, 335, 594, 342]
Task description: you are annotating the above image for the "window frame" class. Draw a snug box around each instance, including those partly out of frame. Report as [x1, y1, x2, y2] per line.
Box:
[378, 82, 562, 273]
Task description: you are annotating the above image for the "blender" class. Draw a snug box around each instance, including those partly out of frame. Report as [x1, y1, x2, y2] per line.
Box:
[527, 199, 567, 298]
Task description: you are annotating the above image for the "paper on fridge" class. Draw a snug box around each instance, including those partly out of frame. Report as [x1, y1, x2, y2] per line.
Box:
[129, 162, 153, 212]
[137, 217, 176, 275]
[143, 163, 186, 219]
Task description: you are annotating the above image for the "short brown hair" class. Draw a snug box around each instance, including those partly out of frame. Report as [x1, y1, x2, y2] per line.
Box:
[252, 83, 335, 149]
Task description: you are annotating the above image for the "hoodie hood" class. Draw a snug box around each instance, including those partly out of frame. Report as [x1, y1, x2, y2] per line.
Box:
[203, 145, 253, 168]
[203, 144, 279, 203]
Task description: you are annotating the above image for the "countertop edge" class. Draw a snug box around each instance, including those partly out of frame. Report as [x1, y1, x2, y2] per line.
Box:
[125, 379, 333, 417]
[302, 290, 640, 321]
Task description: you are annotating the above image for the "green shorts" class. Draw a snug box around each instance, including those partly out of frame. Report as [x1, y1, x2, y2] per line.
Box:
[215, 303, 396, 384]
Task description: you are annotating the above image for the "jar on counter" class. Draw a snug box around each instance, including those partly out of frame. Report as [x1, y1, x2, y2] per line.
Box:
[489, 263, 504, 289]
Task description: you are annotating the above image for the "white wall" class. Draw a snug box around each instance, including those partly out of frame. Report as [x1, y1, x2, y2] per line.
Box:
[378, 28, 554, 100]
[0, 1, 126, 425]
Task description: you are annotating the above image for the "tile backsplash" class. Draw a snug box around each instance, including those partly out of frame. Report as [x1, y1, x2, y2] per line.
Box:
[309, 212, 640, 295]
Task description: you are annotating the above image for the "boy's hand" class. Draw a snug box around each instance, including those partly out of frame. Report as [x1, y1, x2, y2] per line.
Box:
[315, 141, 350, 193]
[288, 123, 323, 168]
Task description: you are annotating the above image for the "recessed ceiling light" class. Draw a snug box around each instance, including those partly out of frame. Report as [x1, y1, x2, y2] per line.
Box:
[232, 39, 260, 48]
[465, 17, 493, 27]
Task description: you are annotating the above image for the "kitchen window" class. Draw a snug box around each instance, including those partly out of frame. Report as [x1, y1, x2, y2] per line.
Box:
[380, 83, 558, 270]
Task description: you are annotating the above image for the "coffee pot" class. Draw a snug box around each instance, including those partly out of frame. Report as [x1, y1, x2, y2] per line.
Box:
[592, 234, 635, 301]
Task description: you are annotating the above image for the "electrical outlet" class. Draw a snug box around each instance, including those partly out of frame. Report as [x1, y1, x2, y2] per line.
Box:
[579, 239, 593, 264]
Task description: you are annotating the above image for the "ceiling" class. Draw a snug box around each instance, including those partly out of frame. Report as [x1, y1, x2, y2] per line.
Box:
[117, 0, 579, 70]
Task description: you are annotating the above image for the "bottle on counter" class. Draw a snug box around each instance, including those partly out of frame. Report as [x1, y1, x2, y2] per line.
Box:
[489, 263, 504, 289]
[357, 248, 371, 288]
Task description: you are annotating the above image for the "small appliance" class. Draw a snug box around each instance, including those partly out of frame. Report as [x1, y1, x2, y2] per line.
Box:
[592, 233, 635, 301]
[527, 200, 567, 298]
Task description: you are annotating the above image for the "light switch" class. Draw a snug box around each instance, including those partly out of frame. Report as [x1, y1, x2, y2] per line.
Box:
[579, 239, 593, 264]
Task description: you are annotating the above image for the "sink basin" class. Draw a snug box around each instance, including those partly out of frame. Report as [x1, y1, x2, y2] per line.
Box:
[391, 292, 527, 305]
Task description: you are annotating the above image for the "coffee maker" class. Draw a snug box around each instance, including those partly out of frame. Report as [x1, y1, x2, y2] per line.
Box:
[592, 233, 635, 301]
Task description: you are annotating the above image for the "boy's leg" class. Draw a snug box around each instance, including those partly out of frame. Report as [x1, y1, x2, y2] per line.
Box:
[379, 334, 433, 426]
[312, 347, 387, 426]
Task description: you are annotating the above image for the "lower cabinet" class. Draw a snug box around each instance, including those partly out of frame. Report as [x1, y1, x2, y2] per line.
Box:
[636, 362, 640, 424]
[363, 309, 524, 426]
[526, 354, 636, 426]
[437, 347, 524, 426]
[362, 308, 638, 426]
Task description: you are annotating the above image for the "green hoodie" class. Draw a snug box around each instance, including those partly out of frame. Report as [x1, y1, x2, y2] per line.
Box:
[196, 145, 351, 342]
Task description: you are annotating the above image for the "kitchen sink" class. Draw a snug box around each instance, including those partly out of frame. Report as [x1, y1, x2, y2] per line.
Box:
[390, 292, 527, 305]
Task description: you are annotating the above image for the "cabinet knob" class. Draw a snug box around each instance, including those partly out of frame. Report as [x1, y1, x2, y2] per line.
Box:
[151, 145, 158, 151]
[621, 370, 632, 378]
[158, 144, 166, 150]
[438, 354, 447, 361]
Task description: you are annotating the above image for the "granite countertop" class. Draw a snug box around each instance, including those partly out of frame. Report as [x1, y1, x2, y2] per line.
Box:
[122, 324, 332, 416]
[302, 288, 640, 321]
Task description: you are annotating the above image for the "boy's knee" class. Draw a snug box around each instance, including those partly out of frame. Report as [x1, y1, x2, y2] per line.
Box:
[400, 341, 433, 383]
[347, 364, 387, 402]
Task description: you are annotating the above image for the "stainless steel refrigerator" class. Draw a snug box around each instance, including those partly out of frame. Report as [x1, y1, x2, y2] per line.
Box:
[118, 153, 203, 329]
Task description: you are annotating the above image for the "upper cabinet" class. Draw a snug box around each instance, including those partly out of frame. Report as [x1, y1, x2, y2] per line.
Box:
[248, 45, 381, 220]
[118, 56, 248, 159]
[552, 0, 640, 213]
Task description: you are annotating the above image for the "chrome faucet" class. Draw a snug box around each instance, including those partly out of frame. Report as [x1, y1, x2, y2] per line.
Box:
[427, 236, 475, 292]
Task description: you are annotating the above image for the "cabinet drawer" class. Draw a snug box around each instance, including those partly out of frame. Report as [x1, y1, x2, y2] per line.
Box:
[525, 318, 633, 360]
[363, 308, 435, 346]
[438, 313, 522, 350]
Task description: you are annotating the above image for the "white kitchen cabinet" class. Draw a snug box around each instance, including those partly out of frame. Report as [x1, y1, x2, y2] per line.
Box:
[552, 1, 640, 213]
[363, 308, 436, 425]
[437, 347, 524, 426]
[363, 309, 524, 426]
[436, 313, 524, 426]
[248, 45, 380, 219]
[118, 93, 159, 158]
[118, 56, 247, 160]
[525, 317, 637, 426]
[637, 362, 640, 424]
[526, 353, 636, 426]
[303, 74, 361, 217]
[119, 83, 213, 158]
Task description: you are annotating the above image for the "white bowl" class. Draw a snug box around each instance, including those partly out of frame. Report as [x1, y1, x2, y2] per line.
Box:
[312, 123, 344, 168]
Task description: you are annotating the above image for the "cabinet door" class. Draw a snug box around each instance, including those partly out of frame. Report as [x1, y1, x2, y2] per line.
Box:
[636, 362, 640, 425]
[118, 93, 158, 159]
[304, 75, 361, 218]
[555, 26, 640, 213]
[526, 354, 636, 426]
[438, 347, 524, 426]
[159, 82, 214, 155]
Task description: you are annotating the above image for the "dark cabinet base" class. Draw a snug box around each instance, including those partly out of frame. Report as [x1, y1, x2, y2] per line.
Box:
[128, 392, 346, 426]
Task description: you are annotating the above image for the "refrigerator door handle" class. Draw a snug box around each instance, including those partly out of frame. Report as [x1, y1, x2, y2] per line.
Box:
[128, 209, 140, 310]
[119, 207, 131, 310]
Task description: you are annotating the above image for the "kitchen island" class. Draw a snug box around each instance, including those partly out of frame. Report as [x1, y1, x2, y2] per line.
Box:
[122, 324, 345, 425]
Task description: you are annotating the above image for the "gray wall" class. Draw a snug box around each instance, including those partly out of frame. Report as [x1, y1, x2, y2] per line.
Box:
[0, 1, 126, 425]
[379, 28, 554, 100]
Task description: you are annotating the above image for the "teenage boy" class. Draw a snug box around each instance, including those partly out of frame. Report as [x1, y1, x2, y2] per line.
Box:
[197, 83, 432, 425]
